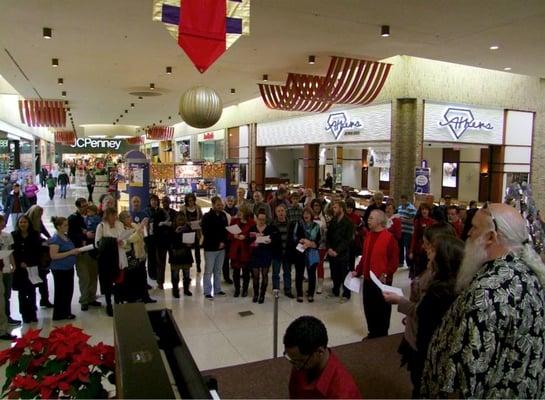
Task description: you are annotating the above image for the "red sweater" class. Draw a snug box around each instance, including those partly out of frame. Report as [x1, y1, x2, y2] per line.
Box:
[410, 217, 435, 255]
[450, 219, 463, 238]
[228, 217, 255, 266]
[356, 229, 399, 280]
[387, 216, 402, 241]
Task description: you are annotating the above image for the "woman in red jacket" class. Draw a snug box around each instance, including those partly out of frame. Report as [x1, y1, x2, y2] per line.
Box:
[386, 203, 402, 241]
[409, 203, 435, 279]
[228, 205, 255, 297]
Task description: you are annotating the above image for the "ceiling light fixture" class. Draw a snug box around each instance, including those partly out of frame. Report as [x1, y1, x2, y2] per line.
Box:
[64, 100, 68, 105]
[381, 25, 390, 37]
[230, 88, 236, 93]
[52, 58, 59, 67]
[168, 116, 171, 120]
[150, 83, 155, 90]
[57, 78, 63, 85]
[131, 103, 135, 108]
[43, 27, 52, 39]
[504, 67, 512, 71]
[262, 74, 268, 81]
[61, 91, 66, 97]
[159, 120, 162, 123]
[138, 96, 143, 100]
[489, 45, 499, 50]
[113, 122, 116, 125]
[166, 66, 172, 74]
[125, 110, 128, 113]
[308, 55, 315, 64]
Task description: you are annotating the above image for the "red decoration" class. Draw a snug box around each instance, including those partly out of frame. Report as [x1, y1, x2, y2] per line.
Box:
[126, 136, 145, 145]
[178, 0, 227, 73]
[54, 131, 76, 145]
[146, 126, 174, 141]
[258, 57, 392, 112]
[19, 100, 66, 127]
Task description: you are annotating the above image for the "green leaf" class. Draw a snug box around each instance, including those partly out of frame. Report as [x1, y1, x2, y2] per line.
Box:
[18, 354, 32, 372]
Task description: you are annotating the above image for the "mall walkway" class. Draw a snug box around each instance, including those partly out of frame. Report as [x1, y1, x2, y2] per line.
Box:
[1, 184, 407, 371]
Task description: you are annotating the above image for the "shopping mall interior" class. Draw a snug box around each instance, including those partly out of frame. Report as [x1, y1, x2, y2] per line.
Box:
[0, 1, 545, 398]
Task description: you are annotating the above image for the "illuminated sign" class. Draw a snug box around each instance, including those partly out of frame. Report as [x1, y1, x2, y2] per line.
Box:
[325, 112, 363, 140]
[203, 132, 214, 140]
[70, 138, 122, 150]
[439, 107, 494, 140]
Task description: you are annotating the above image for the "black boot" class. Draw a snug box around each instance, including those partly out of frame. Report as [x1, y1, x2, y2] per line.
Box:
[242, 270, 250, 297]
[252, 274, 259, 303]
[183, 278, 192, 296]
[172, 287, 180, 298]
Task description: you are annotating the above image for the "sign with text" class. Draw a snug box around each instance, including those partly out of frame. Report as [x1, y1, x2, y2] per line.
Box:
[55, 138, 137, 154]
[325, 112, 363, 140]
[415, 167, 430, 194]
[198, 130, 224, 142]
[424, 102, 503, 144]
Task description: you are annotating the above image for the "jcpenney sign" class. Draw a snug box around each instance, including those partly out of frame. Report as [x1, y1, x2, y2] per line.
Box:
[70, 138, 122, 150]
[56, 137, 137, 154]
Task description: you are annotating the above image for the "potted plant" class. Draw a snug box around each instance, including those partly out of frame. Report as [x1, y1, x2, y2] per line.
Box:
[0, 325, 115, 399]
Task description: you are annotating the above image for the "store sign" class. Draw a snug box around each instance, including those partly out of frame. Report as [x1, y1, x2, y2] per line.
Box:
[325, 112, 363, 140]
[198, 130, 224, 142]
[203, 132, 214, 140]
[438, 107, 494, 140]
[70, 138, 122, 150]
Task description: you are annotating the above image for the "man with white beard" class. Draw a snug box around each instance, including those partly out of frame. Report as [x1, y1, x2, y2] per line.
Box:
[421, 203, 545, 398]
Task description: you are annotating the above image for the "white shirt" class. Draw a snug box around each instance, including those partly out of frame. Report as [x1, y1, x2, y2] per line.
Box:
[0, 231, 13, 272]
[95, 220, 128, 269]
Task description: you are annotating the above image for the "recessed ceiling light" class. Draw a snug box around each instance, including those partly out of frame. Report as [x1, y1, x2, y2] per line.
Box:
[138, 96, 143, 100]
[43, 27, 52, 39]
[125, 110, 128, 113]
[504, 67, 512, 71]
[150, 83, 155, 90]
[57, 78, 63, 85]
[262, 74, 268, 82]
[52, 58, 59, 67]
[61, 91, 66, 97]
[113, 122, 116, 125]
[120, 114, 123, 118]
[489, 45, 499, 50]
[159, 120, 162, 123]
[308, 55, 315, 64]
[166, 66, 172, 74]
[168, 116, 171, 120]
[64, 100, 69, 105]
[230, 88, 236, 93]
[131, 103, 135, 108]
[381, 25, 390, 37]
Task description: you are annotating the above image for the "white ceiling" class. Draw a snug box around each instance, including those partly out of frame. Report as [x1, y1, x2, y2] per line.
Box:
[0, 0, 544, 137]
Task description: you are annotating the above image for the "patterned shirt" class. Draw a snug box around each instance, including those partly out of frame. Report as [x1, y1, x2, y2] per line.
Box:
[421, 254, 545, 398]
[287, 205, 303, 226]
[397, 203, 417, 234]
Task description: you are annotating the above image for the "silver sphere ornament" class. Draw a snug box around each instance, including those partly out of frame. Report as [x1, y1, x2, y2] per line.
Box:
[179, 86, 223, 129]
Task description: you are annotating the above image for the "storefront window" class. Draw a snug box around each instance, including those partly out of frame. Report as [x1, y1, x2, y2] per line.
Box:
[379, 168, 389, 182]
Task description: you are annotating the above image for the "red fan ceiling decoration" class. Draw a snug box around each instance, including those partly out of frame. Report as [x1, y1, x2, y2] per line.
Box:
[258, 56, 392, 112]
[146, 126, 174, 141]
[54, 131, 76, 145]
[126, 136, 145, 145]
[19, 100, 66, 127]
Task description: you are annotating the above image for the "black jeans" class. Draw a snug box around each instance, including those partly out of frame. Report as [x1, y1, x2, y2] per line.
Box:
[52, 269, 74, 319]
[38, 269, 50, 304]
[399, 233, 413, 268]
[295, 261, 317, 298]
[156, 245, 168, 285]
[363, 279, 391, 338]
[171, 265, 190, 290]
[329, 257, 351, 298]
[146, 238, 158, 281]
[3, 273, 12, 318]
[87, 185, 94, 202]
[18, 281, 37, 322]
[233, 265, 250, 293]
[193, 241, 201, 272]
[48, 187, 55, 200]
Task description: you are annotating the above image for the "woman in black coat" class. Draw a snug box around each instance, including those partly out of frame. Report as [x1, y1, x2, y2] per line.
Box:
[11, 215, 42, 323]
[169, 212, 194, 298]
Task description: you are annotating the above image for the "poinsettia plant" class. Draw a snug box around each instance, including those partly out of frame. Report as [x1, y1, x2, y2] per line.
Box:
[0, 325, 115, 399]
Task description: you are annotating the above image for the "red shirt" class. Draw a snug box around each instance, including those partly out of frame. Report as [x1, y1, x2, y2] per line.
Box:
[289, 350, 362, 399]
[356, 230, 399, 279]
[450, 219, 463, 238]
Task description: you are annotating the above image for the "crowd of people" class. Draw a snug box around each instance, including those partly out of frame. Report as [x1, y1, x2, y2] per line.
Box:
[0, 180, 544, 398]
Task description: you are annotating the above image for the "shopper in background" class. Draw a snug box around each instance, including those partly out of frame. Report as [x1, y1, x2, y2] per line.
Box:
[85, 169, 95, 202]
[397, 195, 417, 270]
[249, 209, 274, 303]
[326, 200, 354, 301]
[11, 215, 42, 323]
[235, 187, 247, 209]
[385, 203, 402, 241]
[224, 195, 238, 219]
[179, 193, 203, 273]
[310, 199, 328, 294]
[271, 204, 294, 298]
[25, 205, 53, 309]
[5, 183, 30, 230]
[269, 188, 290, 214]
[362, 191, 386, 229]
[57, 169, 70, 199]
[322, 172, 333, 189]
[23, 177, 39, 206]
[410, 203, 436, 279]
[461, 201, 479, 241]
[228, 205, 254, 297]
[49, 216, 79, 321]
[46, 174, 56, 201]
[246, 180, 257, 200]
[292, 208, 321, 303]
[286, 191, 303, 227]
[169, 213, 194, 298]
[68, 198, 100, 312]
[0, 214, 19, 326]
[84, 204, 101, 234]
[251, 191, 272, 223]
[283, 316, 361, 399]
[39, 167, 48, 188]
[447, 205, 463, 238]
[201, 196, 228, 300]
[300, 188, 315, 208]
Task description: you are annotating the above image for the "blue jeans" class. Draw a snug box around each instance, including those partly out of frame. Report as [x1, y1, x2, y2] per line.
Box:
[203, 250, 225, 296]
[400, 233, 413, 267]
[272, 258, 292, 292]
[60, 184, 67, 198]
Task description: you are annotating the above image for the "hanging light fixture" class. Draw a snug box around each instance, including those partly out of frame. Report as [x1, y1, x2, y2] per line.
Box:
[150, 83, 155, 90]
[230, 88, 236, 93]
[131, 103, 135, 108]
[166, 66, 172, 74]
[61, 91, 66, 97]
[262, 74, 268, 82]
[308, 55, 315, 64]
[43, 27, 52, 39]
[52, 58, 59, 67]
[381, 25, 390, 37]
[138, 96, 143, 100]
[125, 110, 128, 113]
[57, 78, 63, 85]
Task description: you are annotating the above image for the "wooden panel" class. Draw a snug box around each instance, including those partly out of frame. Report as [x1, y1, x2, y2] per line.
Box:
[227, 127, 239, 159]
[489, 145, 505, 203]
[255, 146, 266, 190]
[479, 148, 490, 202]
[304, 144, 319, 193]
[361, 149, 368, 188]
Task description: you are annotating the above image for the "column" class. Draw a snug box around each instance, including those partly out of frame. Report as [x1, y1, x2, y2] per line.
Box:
[390, 98, 423, 202]
[304, 144, 319, 193]
[254, 146, 265, 190]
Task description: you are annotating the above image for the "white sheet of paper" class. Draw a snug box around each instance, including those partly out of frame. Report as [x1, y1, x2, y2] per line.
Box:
[27, 266, 43, 285]
[255, 235, 270, 244]
[0, 250, 13, 259]
[119, 229, 134, 241]
[225, 224, 242, 235]
[78, 244, 94, 252]
[344, 272, 361, 293]
[190, 220, 201, 230]
[182, 232, 196, 244]
[370, 271, 403, 296]
[296, 243, 306, 253]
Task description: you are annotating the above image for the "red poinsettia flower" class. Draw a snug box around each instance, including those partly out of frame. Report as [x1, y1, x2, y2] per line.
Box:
[11, 374, 39, 391]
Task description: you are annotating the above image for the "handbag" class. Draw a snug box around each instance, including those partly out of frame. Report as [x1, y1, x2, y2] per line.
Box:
[126, 244, 139, 270]
[306, 248, 320, 266]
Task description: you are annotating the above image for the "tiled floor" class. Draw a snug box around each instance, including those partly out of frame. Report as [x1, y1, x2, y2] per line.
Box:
[0, 184, 409, 371]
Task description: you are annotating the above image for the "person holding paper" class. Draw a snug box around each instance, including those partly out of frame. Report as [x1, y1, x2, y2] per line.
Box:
[248, 210, 274, 303]
[179, 193, 203, 273]
[145, 194, 169, 287]
[49, 217, 80, 321]
[353, 209, 399, 339]
[11, 215, 42, 324]
[227, 206, 255, 297]
[168, 213, 194, 298]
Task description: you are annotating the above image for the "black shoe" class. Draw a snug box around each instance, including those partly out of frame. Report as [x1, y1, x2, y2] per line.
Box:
[183, 289, 193, 296]
[224, 278, 233, 284]
[308, 297, 314, 303]
[0, 333, 16, 340]
[89, 301, 102, 307]
[242, 290, 248, 297]
[143, 297, 157, 303]
[40, 301, 54, 308]
[66, 314, 76, 320]
[296, 297, 303, 303]
[258, 296, 265, 304]
[284, 291, 295, 299]
[81, 304, 89, 311]
[106, 305, 113, 317]
[157, 283, 164, 290]
[8, 317, 21, 326]
[234, 289, 240, 297]
[173, 289, 180, 299]
[217, 291, 227, 296]
[205, 294, 213, 300]
[252, 295, 258, 303]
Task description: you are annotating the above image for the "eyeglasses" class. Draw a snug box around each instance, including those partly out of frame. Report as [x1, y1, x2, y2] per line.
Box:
[284, 350, 313, 370]
[482, 201, 498, 232]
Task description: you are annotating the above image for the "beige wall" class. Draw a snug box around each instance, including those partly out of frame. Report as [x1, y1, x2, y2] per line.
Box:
[422, 147, 442, 200]
[459, 148, 481, 202]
